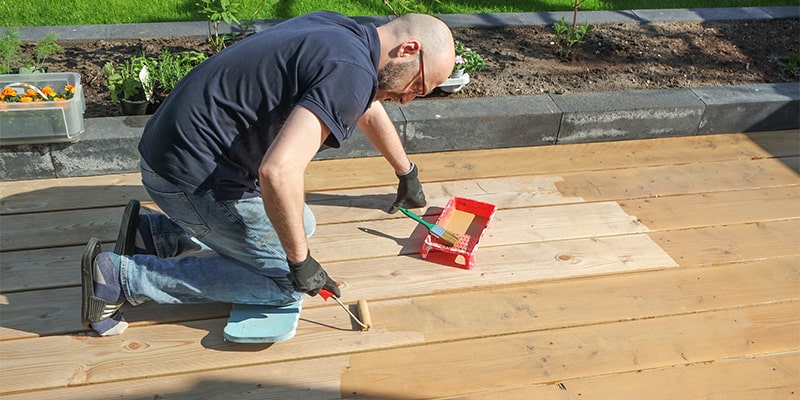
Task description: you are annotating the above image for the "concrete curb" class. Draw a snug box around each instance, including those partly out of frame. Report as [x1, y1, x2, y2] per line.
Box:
[1, 7, 799, 181]
[3, 82, 796, 181]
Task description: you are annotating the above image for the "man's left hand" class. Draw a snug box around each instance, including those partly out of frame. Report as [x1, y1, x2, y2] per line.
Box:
[387, 163, 426, 213]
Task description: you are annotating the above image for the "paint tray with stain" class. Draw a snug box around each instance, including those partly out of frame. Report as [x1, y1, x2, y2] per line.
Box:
[420, 197, 496, 269]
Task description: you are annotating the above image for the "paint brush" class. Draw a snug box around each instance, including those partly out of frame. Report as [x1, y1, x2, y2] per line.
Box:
[398, 207, 460, 247]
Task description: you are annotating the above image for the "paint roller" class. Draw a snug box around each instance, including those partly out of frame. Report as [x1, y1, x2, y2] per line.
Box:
[320, 288, 372, 331]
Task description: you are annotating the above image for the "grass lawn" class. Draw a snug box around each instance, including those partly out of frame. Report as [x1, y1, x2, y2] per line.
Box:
[2, 0, 797, 27]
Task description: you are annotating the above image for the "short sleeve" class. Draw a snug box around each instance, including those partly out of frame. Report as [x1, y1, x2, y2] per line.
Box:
[297, 62, 376, 148]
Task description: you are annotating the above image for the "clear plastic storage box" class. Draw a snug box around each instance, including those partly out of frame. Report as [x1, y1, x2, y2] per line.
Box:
[1, 72, 86, 145]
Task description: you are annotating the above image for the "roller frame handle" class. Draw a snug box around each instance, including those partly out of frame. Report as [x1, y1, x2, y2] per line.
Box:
[319, 288, 370, 330]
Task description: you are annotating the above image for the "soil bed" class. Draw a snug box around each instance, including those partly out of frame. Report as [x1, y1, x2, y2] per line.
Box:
[28, 18, 800, 118]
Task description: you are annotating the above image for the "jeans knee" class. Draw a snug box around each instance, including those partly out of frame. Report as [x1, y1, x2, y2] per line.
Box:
[303, 204, 316, 238]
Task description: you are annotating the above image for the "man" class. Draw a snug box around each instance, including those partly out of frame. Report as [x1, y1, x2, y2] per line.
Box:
[81, 11, 456, 337]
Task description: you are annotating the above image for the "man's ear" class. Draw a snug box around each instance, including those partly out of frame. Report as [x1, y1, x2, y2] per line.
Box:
[397, 40, 421, 57]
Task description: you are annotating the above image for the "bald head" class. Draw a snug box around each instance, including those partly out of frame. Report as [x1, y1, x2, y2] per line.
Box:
[383, 13, 454, 53]
[376, 13, 456, 90]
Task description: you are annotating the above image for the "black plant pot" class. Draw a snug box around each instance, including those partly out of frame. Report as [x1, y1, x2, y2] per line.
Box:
[119, 99, 148, 115]
[148, 91, 169, 114]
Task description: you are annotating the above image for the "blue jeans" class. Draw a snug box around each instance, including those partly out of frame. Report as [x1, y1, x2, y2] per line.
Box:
[119, 161, 312, 306]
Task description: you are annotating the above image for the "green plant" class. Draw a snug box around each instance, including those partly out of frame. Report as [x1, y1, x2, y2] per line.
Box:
[145, 49, 207, 94]
[196, 0, 242, 53]
[784, 52, 800, 79]
[553, 0, 594, 61]
[103, 56, 149, 102]
[236, 0, 272, 36]
[0, 28, 24, 74]
[453, 39, 485, 74]
[382, 0, 440, 16]
[19, 32, 63, 74]
[1, 29, 64, 74]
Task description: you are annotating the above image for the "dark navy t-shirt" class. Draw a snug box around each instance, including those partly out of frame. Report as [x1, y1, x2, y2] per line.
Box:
[138, 11, 380, 199]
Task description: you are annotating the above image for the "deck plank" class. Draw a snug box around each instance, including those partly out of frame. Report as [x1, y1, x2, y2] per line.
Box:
[450, 351, 800, 400]
[619, 186, 800, 230]
[556, 156, 799, 201]
[0, 355, 354, 400]
[651, 219, 800, 267]
[0, 173, 145, 215]
[549, 351, 800, 400]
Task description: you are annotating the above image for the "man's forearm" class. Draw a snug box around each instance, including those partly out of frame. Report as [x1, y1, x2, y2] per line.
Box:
[359, 101, 413, 174]
[259, 106, 330, 263]
[259, 171, 309, 263]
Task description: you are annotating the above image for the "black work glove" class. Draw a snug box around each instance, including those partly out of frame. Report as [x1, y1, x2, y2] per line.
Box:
[387, 162, 426, 214]
[287, 252, 341, 297]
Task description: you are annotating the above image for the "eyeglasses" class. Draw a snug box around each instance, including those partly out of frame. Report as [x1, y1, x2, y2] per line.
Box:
[403, 49, 427, 97]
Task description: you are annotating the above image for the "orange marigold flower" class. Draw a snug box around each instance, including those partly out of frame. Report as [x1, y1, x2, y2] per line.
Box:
[2, 87, 17, 97]
[19, 96, 34, 102]
[42, 86, 57, 97]
[24, 89, 39, 98]
[65, 85, 75, 93]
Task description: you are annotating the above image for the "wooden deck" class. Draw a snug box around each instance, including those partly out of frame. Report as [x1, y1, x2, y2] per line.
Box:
[1, 131, 798, 399]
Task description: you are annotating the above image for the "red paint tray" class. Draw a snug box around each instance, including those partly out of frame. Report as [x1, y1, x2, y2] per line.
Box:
[420, 197, 496, 269]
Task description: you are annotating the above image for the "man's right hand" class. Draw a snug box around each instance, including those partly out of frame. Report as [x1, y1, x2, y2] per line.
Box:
[287, 252, 341, 297]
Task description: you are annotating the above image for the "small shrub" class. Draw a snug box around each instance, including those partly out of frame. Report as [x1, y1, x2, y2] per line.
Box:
[552, 0, 593, 61]
[196, 0, 241, 53]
